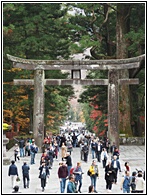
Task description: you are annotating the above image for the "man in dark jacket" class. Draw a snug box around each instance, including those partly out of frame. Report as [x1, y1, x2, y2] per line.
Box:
[19, 138, 25, 157]
[64, 152, 72, 176]
[8, 160, 19, 188]
[39, 161, 50, 192]
[105, 160, 115, 192]
[96, 141, 103, 162]
[22, 162, 30, 188]
[82, 143, 89, 162]
[72, 133, 80, 147]
[58, 161, 68, 193]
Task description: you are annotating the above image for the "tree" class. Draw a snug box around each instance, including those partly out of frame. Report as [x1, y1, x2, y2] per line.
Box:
[3, 3, 145, 137]
[67, 3, 145, 136]
[3, 3, 74, 133]
[116, 3, 145, 136]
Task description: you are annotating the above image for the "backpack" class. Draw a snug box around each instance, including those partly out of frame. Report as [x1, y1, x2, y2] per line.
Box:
[70, 167, 75, 175]
[32, 146, 38, 153]
[123, 176, 131, 189]
[91, 143, 96, 150]
[87, 170, 91, 176]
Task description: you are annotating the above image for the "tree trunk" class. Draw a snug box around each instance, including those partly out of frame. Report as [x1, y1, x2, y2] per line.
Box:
[116, 4, 132, 136]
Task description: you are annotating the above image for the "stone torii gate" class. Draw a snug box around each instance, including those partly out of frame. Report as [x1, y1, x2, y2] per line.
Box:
[7, 54, 145, 150]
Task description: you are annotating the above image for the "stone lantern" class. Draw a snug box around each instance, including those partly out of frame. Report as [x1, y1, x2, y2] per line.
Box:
[3, 123, 12, 165]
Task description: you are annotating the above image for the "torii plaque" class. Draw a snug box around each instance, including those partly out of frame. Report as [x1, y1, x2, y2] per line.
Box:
[7, 54, 145, 150]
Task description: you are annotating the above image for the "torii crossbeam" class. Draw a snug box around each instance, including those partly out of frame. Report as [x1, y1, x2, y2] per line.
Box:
[7, 54, 145, 150]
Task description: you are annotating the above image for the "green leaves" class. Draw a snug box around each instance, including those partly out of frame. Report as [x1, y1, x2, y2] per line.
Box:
[3, 3, 74, 132]
[125, 28, 145, 56]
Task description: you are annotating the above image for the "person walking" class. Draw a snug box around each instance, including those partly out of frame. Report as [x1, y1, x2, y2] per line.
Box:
[60, 134, 66, 147]
[67, 174, 76, 193]
[110, 142, 116, 155]
[25, 140, 30, 156]
[22, 162, 30, 188]
[104, 138, 110, 153]
[113, 147, 120, 159]
[58, 161, 68, 193]
[14, 144, 20, 162]
[53, 140, 59, 160]
[88, 159, 99, 193]
[73, 162, 84, 193]
[135, 173, 145, 193]
[47, 144, 54, 169]
[61, 142, 67, 161]
[8, 160, 19, 188]
[105, 160, 115, 192]
[19, 137, 25, 157]
[101, 148, 109, 168]
[64, 152, 72, 176]
[111, 155, 121, 184]
[120, 171, 132, 193]
[124, 162, 130, 173]
[72, 133, 80, 148]
[14, 137, 25, 157]
[90, 139, 97, 159]
[96, 140, 102, 162]
[82, 142, 89, 162]
[80, 141, 84, 161]
[39, 161, 50, 192]
[131, 171, 137, 193]
[30, 139, 38, 165]
[66, 139, 73, 155]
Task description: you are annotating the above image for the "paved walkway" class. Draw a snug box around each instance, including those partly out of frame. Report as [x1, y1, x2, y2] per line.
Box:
[2, 145, 145, 194]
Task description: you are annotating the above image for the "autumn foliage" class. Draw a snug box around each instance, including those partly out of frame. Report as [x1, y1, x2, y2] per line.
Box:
[89, 98, 108, 137]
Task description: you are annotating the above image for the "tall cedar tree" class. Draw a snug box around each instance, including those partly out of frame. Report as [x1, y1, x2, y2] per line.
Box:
[67, 3, 145, 136]
[3, 3, 74, 133]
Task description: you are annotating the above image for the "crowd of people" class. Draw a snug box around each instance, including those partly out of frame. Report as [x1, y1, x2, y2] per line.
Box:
[8, 132, 145, 193]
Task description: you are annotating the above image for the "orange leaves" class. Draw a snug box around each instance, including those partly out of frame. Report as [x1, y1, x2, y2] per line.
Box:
[3, 109, 13, 118]
[7, 68, 22, 72]
[15, 116, 30, 129]
[104, 119, 108, 123]
[47, 115, 54, 119]
[90, 110, 102, 119]
[3, 82, 13, 85]
[8, 29, 13, 34]
[19, 95, 28, 100]
[98, 130, 106, 136]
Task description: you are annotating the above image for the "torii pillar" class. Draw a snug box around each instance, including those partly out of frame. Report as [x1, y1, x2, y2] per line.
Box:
[33, 68, 45, 148]
[108, 70, 119, 147]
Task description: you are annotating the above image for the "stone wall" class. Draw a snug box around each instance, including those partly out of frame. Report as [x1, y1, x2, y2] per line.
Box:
[119, 137, 145, 145]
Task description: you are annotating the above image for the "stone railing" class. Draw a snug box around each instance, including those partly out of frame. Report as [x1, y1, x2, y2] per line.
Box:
[119, 135, 145, 145]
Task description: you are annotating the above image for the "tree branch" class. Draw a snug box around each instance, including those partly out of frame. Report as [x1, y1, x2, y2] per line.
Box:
[100, 4, 110, 30]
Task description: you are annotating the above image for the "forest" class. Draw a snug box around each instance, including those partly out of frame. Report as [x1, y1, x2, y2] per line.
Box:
[3, 3, 145, 138]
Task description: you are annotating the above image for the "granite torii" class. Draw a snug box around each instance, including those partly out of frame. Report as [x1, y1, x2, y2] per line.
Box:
[7, 54, 145, 150]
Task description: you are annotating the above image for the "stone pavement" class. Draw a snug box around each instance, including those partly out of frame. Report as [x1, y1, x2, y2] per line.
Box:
[2, 145, 145, 194]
